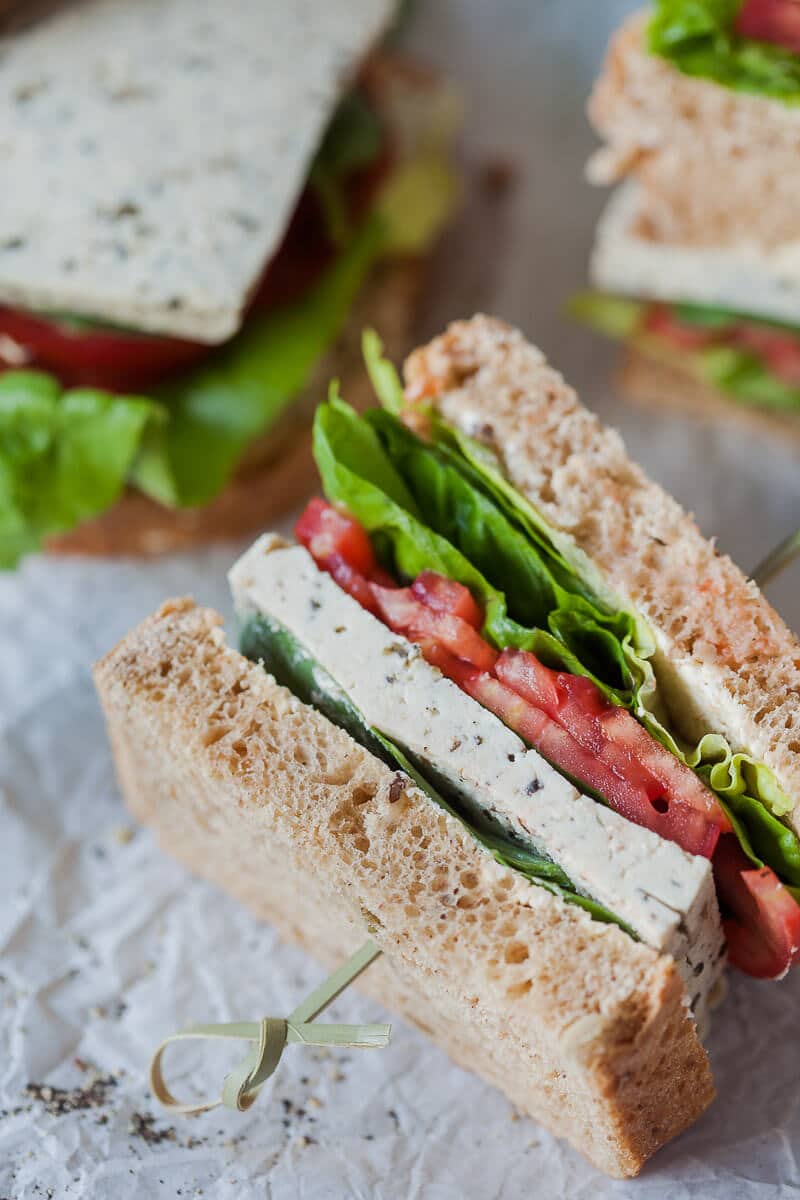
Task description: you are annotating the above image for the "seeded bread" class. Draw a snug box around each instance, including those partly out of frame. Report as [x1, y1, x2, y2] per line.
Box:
[619, 348, 800, 450]
[48, 257, 421, 556]
[404, 316, 800, 829]
[588, 11, 800, 250]
[0, 0, 396, 341]
[94, 597, 714, 1178]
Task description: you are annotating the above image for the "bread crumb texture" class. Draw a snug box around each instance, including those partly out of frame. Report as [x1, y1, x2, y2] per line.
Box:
[405, 316, 800, 823]
[588, 11, 800, 248]
[94, 598, 714, 1178]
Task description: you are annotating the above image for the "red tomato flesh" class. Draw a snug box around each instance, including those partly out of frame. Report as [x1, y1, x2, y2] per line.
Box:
[295, 498, 378, 577]
[425, 643, 722, 857]
[644, 304, 720, 351]
[644, 302, 800, 388]
[735, 0, 800, 53]
[411, 570, 483, 629]
[713, 835, 800, 978]
[370, 584, 498, 671]
[496, 648, 731, 857]
[297, 496, 800, 978]
[0, 306, 209, 392]
[324, 555, 383, 618]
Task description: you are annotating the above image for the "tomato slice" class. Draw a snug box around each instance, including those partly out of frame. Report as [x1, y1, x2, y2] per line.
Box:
[645, 302, 800, 389]
[644, 304, 721, 351]
[735, 322, 800, 386]
[411, 570, 484, 629]
[295, 498, 378, 577]
[714, 835, 800, 978]
[0, 306, 209, 392]
[735, 0, 800, 52]
[425, 643, 697, 833]
[495, 649, 730, 858]
[370, 584, 498, 671]
[321, 555, 382, 617]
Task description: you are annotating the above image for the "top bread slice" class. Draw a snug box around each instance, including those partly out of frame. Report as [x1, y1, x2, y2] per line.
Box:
[404, 316, 800, 830]
[94, 597, 713, 1178]
[588, 10, 800, 250]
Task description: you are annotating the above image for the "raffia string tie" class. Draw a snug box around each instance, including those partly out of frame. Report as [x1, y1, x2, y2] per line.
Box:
[149, 939, 388, 1116]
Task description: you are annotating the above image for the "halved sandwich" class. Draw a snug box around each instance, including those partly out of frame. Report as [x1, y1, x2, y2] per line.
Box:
[576, 2, 800, 437]
[0, 0, 458, 565]
[95, 317, 800, 1177]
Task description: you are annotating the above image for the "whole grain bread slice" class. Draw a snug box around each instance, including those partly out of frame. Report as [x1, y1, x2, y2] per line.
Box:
[588, 11, 800, 249]
[619, 347, 800, 450]
[404, 316, 800, 828]
[94, 598, 714, 1178]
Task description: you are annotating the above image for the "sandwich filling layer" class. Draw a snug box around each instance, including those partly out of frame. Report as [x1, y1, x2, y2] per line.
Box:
[231, 535, 725, 1024]
[576, 184, 800, 413]
[234, 337, 800, 992]
[649, 0, 800, 101]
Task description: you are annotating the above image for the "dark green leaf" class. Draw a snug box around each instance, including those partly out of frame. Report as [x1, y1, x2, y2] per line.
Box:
[239, 611, 630, 931]
[315, 357, 800, 890]
[649, 0, 800, 102]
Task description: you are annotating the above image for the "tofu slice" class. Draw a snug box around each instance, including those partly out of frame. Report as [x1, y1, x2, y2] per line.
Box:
[230, 536, 726, 1025]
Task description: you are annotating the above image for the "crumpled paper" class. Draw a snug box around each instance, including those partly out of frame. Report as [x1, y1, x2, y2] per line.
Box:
[4, 1, 800, 1196]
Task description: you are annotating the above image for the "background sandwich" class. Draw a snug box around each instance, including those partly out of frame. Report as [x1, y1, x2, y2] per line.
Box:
[574, 1, 800, 441]
[0, 0, 458, 566]
[96, 317, 800, 1176]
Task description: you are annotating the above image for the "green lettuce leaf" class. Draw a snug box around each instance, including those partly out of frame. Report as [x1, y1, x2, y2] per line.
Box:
[1, 135, 459, 565]
[0, 370, 164, 567]
[239, 610, 630, 930]
[137, 216, 386, 508]
[314, 355, 800, 891]
[649, 0, 800, 102]
[363, 328, 405, 414]
[315, 394, 636, 701]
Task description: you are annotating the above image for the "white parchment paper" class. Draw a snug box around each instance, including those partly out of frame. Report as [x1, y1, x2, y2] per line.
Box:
[3, 2, 800, 1196]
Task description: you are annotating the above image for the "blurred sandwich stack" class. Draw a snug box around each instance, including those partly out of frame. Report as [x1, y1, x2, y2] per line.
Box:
[0, 0, 458, 565]
[575, 0, 800, 442]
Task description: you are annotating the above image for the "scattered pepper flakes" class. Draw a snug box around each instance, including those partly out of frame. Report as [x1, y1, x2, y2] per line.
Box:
[25, 1074, 117, 1115]
[128, 1111, 177, 1145]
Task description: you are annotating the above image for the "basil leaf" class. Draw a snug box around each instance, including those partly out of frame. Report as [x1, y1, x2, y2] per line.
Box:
[239, 611, 630, 931]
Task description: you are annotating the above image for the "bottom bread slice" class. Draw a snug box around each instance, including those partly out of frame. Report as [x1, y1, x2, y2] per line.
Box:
[93, 598, 715, 1178]
[620, 348, 800, 449]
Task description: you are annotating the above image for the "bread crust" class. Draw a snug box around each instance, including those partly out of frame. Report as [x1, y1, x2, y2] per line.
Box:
[404, 315, 800, 827]
[588, 11, 800, 249]
[619, 347, 800, 450]
[94, 598, 714, 1178]
[47, 258, 421, 557]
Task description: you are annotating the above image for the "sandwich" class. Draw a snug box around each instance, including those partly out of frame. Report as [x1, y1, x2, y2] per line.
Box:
[0, 0, 458, 566]
[574, 1, 800, 441]
[95, 316, 800, 1177]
